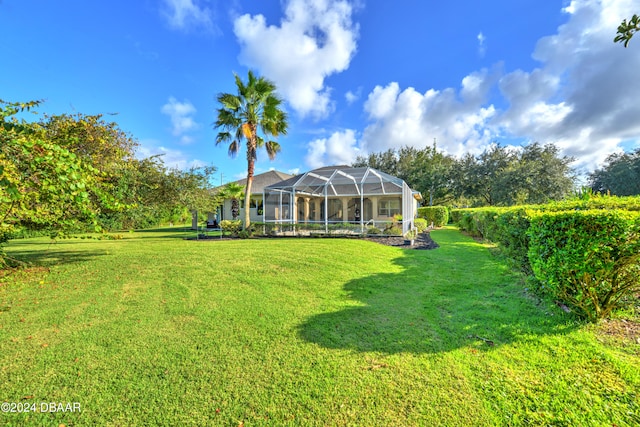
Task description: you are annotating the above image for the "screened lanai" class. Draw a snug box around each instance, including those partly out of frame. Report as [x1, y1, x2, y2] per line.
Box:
[263, 166, 421, 235]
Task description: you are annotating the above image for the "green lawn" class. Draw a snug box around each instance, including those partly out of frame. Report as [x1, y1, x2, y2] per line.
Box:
[1, 227, 638, 426]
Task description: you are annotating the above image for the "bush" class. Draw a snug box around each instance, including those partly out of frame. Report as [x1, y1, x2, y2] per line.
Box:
[367, 226, 382, 235]
[383, 226, 403, 236]
[494, 208, 534, 274]
[528, 210, 640, 321]
[417, 206, 449, 227]
[220, 220, 242, 236]
[414, 218, 428, 233]
[237, 230, 251, 239]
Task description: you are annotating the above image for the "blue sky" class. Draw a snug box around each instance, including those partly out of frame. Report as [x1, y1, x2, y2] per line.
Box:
[1, 0, 638, 184]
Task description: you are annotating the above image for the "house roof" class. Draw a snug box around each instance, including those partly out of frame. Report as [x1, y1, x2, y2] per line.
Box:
[221, 170, 295, 194]
[265, 165, 422, 199]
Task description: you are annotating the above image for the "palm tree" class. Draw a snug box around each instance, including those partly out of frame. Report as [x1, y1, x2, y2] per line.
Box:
[214, 71, 288, 229]
[220, 182, 245, 220]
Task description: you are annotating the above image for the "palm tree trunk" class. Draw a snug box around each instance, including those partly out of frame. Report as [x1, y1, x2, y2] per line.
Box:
[244, 130, 259, 230]
[244, 174, 252, 230]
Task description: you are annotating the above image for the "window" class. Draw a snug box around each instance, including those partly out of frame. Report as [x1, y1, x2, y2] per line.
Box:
[378, 198, 401, 217]
[241, 198, 262, 209]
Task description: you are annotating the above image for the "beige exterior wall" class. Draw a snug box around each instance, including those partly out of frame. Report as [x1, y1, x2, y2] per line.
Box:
[221, 195, 264, 224]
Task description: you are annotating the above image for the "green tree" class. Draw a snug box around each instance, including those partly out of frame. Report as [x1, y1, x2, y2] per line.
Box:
[615, 14, 639, 47]
[214, 71, 288, 229]
[103, 156, 221, 230]
[397, 143, 456, 206]
[39, 113, 138, 221]
[454, 143, 575, 206]
[0, 101, 115, 264]
[353, 149, 399, 177]
[353, 142, 457, 205]
[589, 148, 640, 196]
[507, 143, 575, 204]
[455, 144, 514, 206]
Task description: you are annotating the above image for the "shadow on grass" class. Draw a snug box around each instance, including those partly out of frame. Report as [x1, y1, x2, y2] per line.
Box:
[6, 249, 109, 268]
[131, 226, 193, 233]
[127, 227, 198, 240]
[298, 229, 577, 354]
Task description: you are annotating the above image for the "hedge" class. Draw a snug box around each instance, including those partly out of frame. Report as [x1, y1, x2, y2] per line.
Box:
[219, 220, 242, 236]
[414, 218, 428, 233]
[417, 206, 449, 227]
[450, 195, 640, 320]
[528, 210, 640, 321]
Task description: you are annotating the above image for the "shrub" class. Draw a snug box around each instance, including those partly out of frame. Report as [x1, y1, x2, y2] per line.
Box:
[449, 209, 464, 225]
[494, 208, 534, 274]
[404, 228, 417, 240]
[528, 210, 640, 321]
[237, 230, 251, 239]
[220, 220, 242, 236]
[367, 226, 382, 235]
[417, 206, 449, 227]
[383, 226, 403, 236]
[414, 218, 428, 233]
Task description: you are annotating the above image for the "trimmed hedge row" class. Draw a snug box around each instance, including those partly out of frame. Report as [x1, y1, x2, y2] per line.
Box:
[529, 210, 640, 320]
[451, 196, 640, 320]
[417, 206, 449, 227]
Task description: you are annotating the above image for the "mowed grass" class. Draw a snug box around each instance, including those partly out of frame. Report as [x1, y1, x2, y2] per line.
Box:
[1, 227, 639, 426]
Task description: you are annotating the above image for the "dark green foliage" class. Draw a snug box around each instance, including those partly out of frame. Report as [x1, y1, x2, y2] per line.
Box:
[494, 208, 533, 275]
[454, 143, 576, 206]
[356, 142, 576, 208]
[528, 211, 640, 321]
[615, 14, 640, 47]
[417, 206, 449, 227]
[589, 148, 640, 196]
[237, 229, 252, 239]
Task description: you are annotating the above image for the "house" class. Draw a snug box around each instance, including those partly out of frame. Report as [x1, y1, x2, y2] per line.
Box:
[262, 166, 422, 235]
[214, 170, 294, 224]
[196, 166, 421, 234]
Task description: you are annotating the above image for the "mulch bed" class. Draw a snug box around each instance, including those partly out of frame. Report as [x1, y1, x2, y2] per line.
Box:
[189, 231, 439, 250]
[363, 232, 439, 250]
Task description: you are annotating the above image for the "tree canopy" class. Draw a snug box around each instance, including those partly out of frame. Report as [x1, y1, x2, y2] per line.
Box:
[0, 101, 115, 261]
[589, 148, 640, 196]
[0, 100, 221, 264]
[354, 142, 576, 207]
[353, 141, 456, 206]
[455, 143, 576, 206]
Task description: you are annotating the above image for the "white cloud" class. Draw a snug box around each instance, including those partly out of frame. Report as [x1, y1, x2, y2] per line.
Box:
[361, 67, 499, 156]
[350, 0, 639, 172]
[494, 0, 640, 170]
[161, 0, 214, 32]
[345, 87, 362, 104]
[477, 32, 486, 57]
[136, 141, 205, 170]
[161, 97, 199, 143]
[305, 129, 360, 168]
[233, 0, 359, 119]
